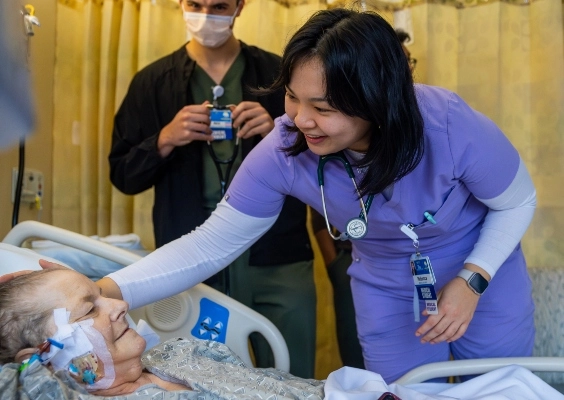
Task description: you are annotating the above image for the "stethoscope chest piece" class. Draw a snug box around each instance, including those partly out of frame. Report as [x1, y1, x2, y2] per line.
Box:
[345, 217, 367, 240]
[318, 151, 373, 242]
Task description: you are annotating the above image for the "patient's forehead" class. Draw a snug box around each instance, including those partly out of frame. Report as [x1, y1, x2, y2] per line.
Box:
[44, 268, 88, 286]
[42, 269, 93, 306]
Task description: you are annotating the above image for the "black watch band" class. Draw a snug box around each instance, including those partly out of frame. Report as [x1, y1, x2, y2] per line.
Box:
[457, 268, 489, 295]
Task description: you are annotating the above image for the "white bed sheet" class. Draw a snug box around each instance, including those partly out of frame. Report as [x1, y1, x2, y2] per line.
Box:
[325, 365, 564, 400]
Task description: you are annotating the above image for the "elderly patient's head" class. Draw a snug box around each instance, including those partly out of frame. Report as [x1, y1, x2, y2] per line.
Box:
[0, 268, 147, 393]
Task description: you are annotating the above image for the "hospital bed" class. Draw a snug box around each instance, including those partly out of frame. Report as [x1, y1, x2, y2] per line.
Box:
[1, 220, 290, 372]
[394, 357, 564, 385]
[4, 221, 564, 400]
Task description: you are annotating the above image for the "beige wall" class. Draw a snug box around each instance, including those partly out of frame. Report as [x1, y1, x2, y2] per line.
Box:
[0, 0, 57, 240]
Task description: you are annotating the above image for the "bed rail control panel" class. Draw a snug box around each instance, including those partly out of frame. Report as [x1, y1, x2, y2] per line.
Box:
[191, 298, 229, 342]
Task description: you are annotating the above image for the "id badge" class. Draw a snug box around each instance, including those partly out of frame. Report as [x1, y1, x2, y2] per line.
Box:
[410, 254, 438, 315]
[210, 109, 233, 140]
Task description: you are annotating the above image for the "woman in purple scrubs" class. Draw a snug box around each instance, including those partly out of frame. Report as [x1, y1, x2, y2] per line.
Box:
[96, 8, 536, 382]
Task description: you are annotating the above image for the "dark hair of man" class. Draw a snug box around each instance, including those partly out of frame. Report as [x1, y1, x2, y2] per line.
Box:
[395, 29, 411, 44]
[266, 8, 424, 197]
[0, 269, 56, 363]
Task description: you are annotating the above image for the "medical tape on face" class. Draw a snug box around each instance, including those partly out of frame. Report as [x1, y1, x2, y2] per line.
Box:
[42, 308, 92, 369]
[42, 308, 115, 391]
[78, 319, 115, 391]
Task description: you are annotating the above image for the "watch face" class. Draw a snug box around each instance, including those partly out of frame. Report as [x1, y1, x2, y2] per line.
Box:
[469, 273, 489, 294]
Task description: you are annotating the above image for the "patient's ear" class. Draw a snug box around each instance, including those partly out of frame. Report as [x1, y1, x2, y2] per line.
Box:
[15, 348, 38, 364]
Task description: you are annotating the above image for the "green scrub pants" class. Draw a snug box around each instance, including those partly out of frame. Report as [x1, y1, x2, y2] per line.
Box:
[326, 249, 364, 369]
[230, 255, 317, 379]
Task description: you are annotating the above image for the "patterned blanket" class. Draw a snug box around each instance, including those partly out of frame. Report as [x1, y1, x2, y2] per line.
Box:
[0, 337, 325, 399]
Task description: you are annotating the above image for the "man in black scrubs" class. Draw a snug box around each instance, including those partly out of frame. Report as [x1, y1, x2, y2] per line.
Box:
[108, 0, 316, 378]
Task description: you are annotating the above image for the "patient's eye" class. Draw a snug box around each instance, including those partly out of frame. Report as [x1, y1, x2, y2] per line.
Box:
[72, 306, 91, 321]
[72, 294, 98, 322]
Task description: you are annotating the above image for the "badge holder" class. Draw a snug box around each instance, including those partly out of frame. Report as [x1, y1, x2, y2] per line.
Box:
[400, 224, 438, 321]
[208, 85, 235, 141]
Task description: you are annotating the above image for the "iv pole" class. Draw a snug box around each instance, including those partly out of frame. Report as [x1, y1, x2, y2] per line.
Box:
[12, 4, 40, 228]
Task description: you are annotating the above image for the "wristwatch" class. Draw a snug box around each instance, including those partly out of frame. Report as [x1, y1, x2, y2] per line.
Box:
[457, 268, 489, 295]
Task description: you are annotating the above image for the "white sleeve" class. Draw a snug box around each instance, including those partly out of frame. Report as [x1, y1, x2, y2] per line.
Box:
[107, 199, 278, 310]
[464, 158, 536, 278]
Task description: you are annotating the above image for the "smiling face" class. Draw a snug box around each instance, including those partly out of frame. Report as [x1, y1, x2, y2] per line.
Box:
[42, 269, 146, 389]
[284, 57, 373, 155]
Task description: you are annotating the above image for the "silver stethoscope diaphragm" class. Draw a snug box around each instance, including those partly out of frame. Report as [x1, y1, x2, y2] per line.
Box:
[317, 151, 373, 241]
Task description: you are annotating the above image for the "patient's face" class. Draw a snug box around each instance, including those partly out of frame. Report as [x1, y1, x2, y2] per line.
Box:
[43, 269, 146, 387]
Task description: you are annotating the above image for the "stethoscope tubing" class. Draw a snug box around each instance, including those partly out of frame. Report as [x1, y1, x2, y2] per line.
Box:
[318, 151, 370, 241]
[207, 135, 240, 196]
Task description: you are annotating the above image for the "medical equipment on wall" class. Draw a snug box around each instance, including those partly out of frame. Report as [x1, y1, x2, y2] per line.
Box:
[318, 151, 374, 241]
[10, 4, 40, 228]
[22, 4, 40, 37]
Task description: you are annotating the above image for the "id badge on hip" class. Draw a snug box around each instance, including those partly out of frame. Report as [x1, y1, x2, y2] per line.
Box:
[410, 253, 438, 315]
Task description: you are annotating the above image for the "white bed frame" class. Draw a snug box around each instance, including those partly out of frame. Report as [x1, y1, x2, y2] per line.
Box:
[394, 357, 564, 385]
[2, 220, 290, 372]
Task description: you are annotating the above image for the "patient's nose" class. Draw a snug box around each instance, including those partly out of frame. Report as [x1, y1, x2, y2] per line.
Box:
[107, 298, 128, 321]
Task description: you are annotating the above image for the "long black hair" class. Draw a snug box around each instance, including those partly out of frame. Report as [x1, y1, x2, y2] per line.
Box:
[267, 8, 424, 197]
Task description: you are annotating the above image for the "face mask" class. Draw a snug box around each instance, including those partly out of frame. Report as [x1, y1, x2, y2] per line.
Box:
[182, 4, 239, 48]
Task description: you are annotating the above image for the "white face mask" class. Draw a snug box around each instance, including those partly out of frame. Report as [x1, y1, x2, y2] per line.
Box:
[182, 4, 239, 48]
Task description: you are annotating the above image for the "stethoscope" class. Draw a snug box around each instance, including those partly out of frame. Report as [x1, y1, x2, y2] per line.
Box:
[207, 136, 240, 197]
[318, 151, 374, 240]
[204, 85, 242, 297]
[206, 85, 241, 197]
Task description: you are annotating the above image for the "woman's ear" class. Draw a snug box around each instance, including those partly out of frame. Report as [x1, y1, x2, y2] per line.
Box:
[15, 348, 38, 364]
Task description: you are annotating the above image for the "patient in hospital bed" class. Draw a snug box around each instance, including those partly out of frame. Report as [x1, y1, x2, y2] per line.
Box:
[0, 267, 325, 399]
[1, 266, 563, 400]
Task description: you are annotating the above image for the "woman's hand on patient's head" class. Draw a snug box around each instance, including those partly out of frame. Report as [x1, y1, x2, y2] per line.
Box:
[38, 259, 68, 270]
[0, 259, 61, 283]
[0, 269, 34, 283]
[95, 277, 124, 301]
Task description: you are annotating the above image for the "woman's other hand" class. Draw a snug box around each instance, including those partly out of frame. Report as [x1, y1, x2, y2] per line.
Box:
[415, 264, 490, 344]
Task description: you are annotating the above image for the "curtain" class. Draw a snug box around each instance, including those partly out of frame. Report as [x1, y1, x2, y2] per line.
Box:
[51, 0, 324, 248]
[52, 0, 184, 248]
[401, 0, 564, 269]
[326, 0, 564, 268]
